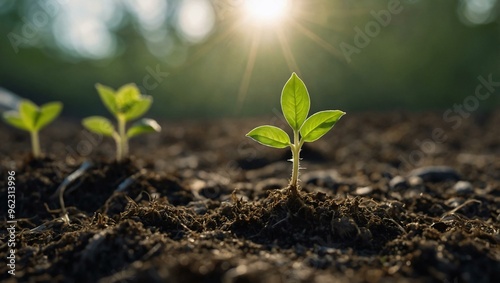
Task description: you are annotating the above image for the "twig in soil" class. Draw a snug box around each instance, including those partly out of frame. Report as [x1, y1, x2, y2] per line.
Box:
[51, 161, 93, 198]
[358, 198, 378, 208]
[30, 223, 50, 233]
[43, 203, 78, 216]
[102, 193, 139, 216]
[103, 172, 146, 213]
[272, 212, 291, 228]
[141, 243, 162, 261]
[441, 199, 482, 220]
[383, 218, 406, 234]
[65, 179, 85, 195]
[175, 216, 195, 233]
[115, 169, 145, 192]
[29, 217, 67, 232]
[52, 161, 93, 223]
[101, 193, 124, 215]
[123, 195, 138, 207]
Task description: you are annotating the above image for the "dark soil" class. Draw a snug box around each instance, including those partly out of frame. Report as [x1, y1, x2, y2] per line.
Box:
[1, 111, 499, 283]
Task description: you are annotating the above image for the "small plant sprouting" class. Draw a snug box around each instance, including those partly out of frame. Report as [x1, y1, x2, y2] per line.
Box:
[82, 83, 161, 162]
[246, 73, 345, 196]
[3, 100, 63, 158]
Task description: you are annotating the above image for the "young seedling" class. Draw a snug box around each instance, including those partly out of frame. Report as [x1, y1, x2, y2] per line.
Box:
[246, 73, 345, 196]
[3, 100, 63, 158]
[82, 83, 161, 162]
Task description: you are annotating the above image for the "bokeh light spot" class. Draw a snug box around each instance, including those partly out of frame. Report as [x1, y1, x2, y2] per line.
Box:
[458, 0, 497, 25]
[178, 0, 215, 43]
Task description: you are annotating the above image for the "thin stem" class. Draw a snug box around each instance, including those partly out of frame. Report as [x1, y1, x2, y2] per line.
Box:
[31, 130, 41, 158]
[117, 116, 128, 162]
[114, 135, 122, 162]
[289, 130, 301, 195]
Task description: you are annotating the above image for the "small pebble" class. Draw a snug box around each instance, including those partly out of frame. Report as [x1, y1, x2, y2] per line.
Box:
[389, 176, 408, 189]
[301, 170, 341, 189]
[444, 197, 463, 208]
[408, 176, 423, 186]
[408, 166, 460, 182]
[354, 186, 372, 196]
[403, 188, 422, 199]
[453, 181, 473, 194]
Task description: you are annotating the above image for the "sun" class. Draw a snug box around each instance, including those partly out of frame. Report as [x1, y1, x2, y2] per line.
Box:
[187, 0, 343, 112]
[244, 0, 291, 24]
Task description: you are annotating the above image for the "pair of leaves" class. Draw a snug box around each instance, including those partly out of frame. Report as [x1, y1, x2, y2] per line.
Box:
[247, 110, 345, 148]
[246, 73, 345, 148]
[84, 83, 160, 141]
[96, 83, 152, 122]
[3, 100, 63, 132]
[82, 116, 161, 138]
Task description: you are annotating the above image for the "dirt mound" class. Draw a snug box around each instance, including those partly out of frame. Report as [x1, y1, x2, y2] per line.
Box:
[1, 111, 499, 282]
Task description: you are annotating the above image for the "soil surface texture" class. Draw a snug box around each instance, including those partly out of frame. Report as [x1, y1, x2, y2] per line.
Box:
[1, 111, 499, 283]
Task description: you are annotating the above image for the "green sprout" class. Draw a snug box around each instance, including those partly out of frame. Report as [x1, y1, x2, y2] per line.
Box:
[82, 83, 161, 162]
[3, 100, 63, 158]
[246, 73, 345, 196]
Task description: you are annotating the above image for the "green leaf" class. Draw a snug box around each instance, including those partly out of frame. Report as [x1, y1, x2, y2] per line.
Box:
[19, 100, 39, 131]
[127, 118, 161, 138]
[123, 96, 152, 121]
[300, 110, 345, 142]
[3, 111, 29, 131]
[35, 102, 63, 130]
[82, 116, 116, 137]
[246, 125, 291, 149]
[96, 83, 118, 115]
[116, 84, 141, 111]
[281, 73, 310, 131]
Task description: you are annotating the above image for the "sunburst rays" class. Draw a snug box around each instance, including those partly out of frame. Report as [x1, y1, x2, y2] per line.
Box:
[180, 1, 346, 112]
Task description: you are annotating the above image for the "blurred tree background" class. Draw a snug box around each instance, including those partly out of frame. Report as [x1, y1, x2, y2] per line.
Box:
[0, 0, 499, 119]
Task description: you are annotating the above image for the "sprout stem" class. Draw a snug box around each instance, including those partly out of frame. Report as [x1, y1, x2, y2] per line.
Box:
[31, 130, 41, 158]
[117, 116, 128, 162]
[289, 130, 301, 195]
[115, 136, 122, 162]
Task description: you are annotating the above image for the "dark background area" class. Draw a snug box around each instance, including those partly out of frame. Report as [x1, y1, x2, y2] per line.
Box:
[0, 0, 499, 119]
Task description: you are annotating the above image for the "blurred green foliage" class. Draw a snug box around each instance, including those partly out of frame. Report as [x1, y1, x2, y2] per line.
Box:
[0, 0, 498, 119]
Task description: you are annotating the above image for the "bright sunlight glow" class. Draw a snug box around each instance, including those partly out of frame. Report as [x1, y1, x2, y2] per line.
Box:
[244, 0, 290, 24]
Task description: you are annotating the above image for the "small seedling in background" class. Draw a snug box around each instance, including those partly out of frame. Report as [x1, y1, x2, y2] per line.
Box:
[246, 73, 345, 196]
[3, 100, 63, 158]
[82, 83, 161, 162]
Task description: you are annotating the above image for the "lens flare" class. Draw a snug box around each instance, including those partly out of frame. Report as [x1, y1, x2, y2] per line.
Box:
[244, 0, 290, 24]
